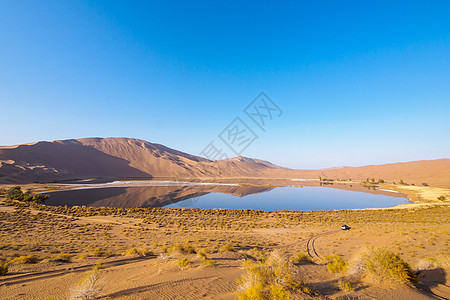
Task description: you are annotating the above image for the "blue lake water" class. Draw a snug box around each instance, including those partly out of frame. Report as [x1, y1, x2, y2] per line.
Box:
[45, 184, 408, 211]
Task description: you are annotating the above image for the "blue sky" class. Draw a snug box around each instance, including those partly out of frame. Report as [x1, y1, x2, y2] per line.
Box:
[0, 1, 449, 169]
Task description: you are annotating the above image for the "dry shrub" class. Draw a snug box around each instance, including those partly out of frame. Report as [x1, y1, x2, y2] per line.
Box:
[337, 280, 354, 291]
[8, 255, 39, 264]
[177, 258, 190, 269]
[415, 255, 450, 271]
[124, 247, 150, 256]
[219, 244, 235, 252]
[71, 263, 102, 299]
[237, 250, 316, 299]
[202, 259, 215, 267]
[51, 252, 71, 263]
[290, 252, 312, 265]
[349, 246, 418, 285]
[325, 254, 348, 273]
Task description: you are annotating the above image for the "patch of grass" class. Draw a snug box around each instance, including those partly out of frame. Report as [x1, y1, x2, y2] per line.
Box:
[237, 250, 317, 299]
[337, 280, 354, 291]
[325, 255, 348, 273]
[8, 255, 39, 264]
[290, 252, 312, 264]
[350, 246, 418, 285]
[0, 263, 8, 276]
[202, 259, 216, 267]
[89, 247, 112, 258]
[124, 247, 150, 256]
[415, 255, 450, 271]
[219, 244, 235, 252]
[177, 258, 190, 269]
[51, 252, 71, 263]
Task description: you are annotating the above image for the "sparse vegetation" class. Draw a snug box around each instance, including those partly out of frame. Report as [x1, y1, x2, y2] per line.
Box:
[0, 262, 8, 276]
[219, 244, 235, 252]
[290, 252, 312, 264]
[177, 258, 191, 269]
[337, 280, 353, 291]
[349, 246, 418, 285]
[71, 263, 102, 299]
[326, 254, 348, 273]
[5, 186, 49, 203]
[124, 247, 150, 256]
[8, 255, 39, 264]
[51, 252, 71, 263]
[237, 250, 317, 299]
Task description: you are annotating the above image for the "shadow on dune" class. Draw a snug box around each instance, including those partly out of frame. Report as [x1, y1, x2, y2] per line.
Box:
[0, 140, 152, 183]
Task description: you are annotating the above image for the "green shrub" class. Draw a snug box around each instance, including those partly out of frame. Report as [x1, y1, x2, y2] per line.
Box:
[326, 255, 348, 273]
[6, 186, 24, 200]
[337, 280, 353, 291]
[0, 263, 8, 276]
[5, 186, 48, 203]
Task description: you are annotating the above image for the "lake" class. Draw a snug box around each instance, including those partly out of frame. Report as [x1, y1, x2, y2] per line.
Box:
[44, 182, 408, 211]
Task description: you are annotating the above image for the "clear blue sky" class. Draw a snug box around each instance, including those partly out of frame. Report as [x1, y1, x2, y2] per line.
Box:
[1, 1, 449, 169]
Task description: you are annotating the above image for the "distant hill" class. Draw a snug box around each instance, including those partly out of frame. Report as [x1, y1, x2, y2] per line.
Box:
[0, 137, 448, 187]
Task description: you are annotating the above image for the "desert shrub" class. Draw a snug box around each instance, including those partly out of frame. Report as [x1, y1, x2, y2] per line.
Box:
[71, 263, 102, 299]
[124, 247, 150, 256]
[326, 255, 348, 273]
[290, 252, 312, 264]
[167, 244, 196, 255]
[202, 259, 215, 267]
[8, 255, 39, 264]
[182, 244, 196, 254]
[6, 186, 24, 200]
[350, 246, 418, 285]
[337, 280, 353, 291]
[197, 249, 207, 260]
[219, 244, 235, 252]
[422, 183, 429, 186]
[177, 258, 190, 269]
[0, 263, 8, 276]
[30, 193, 49, 204]
[5, 186, 49, 203]
[437, 195, 447, 201]
[247, 248, 266, 261]
[51, 252, 71, 263]
[89, 248, 111, 258]
[237, 250, 315, 299]
[415, 255, 450, 271]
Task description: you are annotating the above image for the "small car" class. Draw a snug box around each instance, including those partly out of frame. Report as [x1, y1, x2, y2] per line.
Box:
[341, 224, 351, 230]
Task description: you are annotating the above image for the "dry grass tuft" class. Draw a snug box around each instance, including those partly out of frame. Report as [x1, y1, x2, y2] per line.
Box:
[71, 263, 102, 299]
[349, 246, 418, 285]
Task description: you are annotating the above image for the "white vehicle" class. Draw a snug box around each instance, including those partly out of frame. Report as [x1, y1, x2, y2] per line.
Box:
[341, 224, 350, 230]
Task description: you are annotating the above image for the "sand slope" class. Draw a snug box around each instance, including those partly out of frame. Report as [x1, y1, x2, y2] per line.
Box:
[0, 137, 449, 187]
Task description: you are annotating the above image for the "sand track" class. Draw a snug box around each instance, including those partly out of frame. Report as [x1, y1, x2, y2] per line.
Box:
[307, 230, 341, 259]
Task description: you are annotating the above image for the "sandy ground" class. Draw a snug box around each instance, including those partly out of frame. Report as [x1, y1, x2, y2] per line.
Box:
[0, 186, 449, 300]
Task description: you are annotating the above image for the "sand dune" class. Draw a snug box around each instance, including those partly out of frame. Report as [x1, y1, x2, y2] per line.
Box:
[0, 137, 449, 187]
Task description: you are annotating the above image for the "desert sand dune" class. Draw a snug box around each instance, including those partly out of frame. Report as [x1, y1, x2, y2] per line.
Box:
[1, 137, 449, 187]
